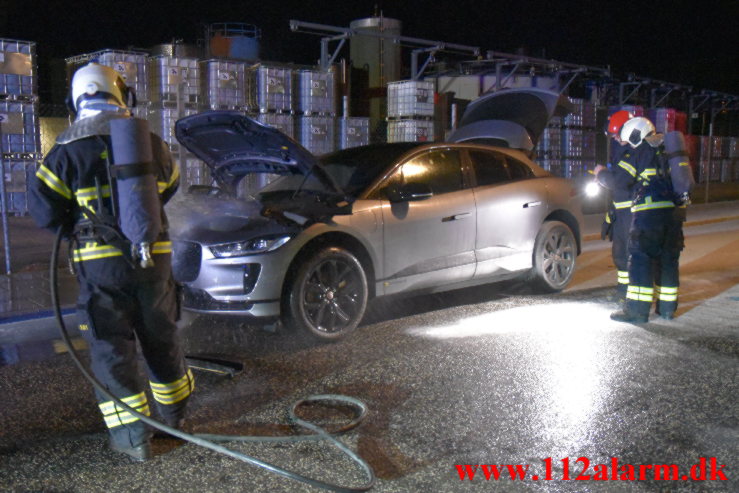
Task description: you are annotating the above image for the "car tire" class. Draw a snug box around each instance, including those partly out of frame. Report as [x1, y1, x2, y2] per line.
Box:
[283, 246, 368, 342]
[528, 220, 577, 292]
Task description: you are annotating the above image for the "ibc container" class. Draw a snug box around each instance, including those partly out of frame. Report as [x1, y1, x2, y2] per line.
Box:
[538, 126, 562, 157]
[149, 56, 200, 107]
[387, 80, 434, 118]
[200, 59, 248, 110]
[181, 157, 211, 189]
[564, 159, 586, 179]
[0, 100, 40, 156]
[387, 119, 434, 143]
[256, 113, 294, 139]
[247, 65, 293, 113]
[647, 108, 676, 134]
[675, 111, 688, 134]
[296, 70, 336, 116]
[565, 98, 596, 128]
[723, 137, 737, 158]
[298, 116, 335, 155]
[1, 159, 36, 215]
[0, 38, 36, 98]
[561, 128, 584, 158]
[698, 159, 721, 183]
[538, 158, 564, 177]
[581, 131, 597, 160]
[720, 159, 734, 183]
[148, 107, 199, 151]
[338, 117, 370, 149]
[609, 105, 645, 117]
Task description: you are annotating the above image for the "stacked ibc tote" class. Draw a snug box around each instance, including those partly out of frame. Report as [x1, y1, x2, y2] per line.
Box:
[149, 54, 204, 187]
[0, 38, 41, 215]
[535, 98, 597, 179]
[386, 80, 435, 142]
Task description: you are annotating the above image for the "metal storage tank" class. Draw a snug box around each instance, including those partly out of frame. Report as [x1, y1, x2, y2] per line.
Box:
[207, 23, 260, 61]
[350, 16, 402, 130]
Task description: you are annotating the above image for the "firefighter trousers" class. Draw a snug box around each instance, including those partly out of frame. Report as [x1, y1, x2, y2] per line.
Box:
[625, 208, 684, 317]
[612, 208, 632, 299]
[76, 276, 193, 448]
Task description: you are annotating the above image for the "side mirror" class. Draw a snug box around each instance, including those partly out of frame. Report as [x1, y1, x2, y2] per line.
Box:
[386, 182, 433, 202]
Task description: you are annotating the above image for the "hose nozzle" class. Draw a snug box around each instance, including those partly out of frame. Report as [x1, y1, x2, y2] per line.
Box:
[134, 242, 155, 268]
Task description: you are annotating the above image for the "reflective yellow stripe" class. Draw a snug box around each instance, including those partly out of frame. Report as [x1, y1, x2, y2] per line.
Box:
[99, 392, 150, 429]
[656, 286, 678, 302]
[73, 241, 172, 262]
[678, 161, 690, 167]
[613, 200, 632, 209]
[632, 196, 675, 212]
[626, 285, 654, 302]
[36, 165, 73, 200]
[73, 244, 123, 262]
[638, 168, 657, 179]
[617, 271, 629, 284]
[150, 368, 195, 405]
[75, 185, 112, 207]
[151, 241, 172, 254]
[617, 160, 637, 177]
[99, 393, 148, 414]
[103, 404, 151, 428]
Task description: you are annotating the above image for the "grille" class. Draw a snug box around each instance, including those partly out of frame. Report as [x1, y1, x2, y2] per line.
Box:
[172, 241, 201, 282]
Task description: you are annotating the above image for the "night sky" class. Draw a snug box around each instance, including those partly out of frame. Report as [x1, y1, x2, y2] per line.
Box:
[3, 0, 738, 96]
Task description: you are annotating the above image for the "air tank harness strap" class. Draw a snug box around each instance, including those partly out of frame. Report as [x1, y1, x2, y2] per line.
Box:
[74, 206, 136, 268]
[109, 161, 155, 179]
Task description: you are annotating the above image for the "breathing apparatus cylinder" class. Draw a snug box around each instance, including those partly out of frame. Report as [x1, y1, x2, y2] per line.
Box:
[663, 130, 695, 204]
[109, 117, 162, 268]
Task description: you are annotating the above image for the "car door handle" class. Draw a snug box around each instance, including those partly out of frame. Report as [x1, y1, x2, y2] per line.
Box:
[442, 212, 471, 222]
[523, 201, 542, 208]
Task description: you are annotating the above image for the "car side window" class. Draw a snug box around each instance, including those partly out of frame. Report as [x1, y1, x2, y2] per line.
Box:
[468, 150, 510, 186]
[507, 157, 534, 180]
[400, 150, 463, 195]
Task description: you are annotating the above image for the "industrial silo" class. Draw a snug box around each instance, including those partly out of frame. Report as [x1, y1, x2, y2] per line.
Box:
[349, 16, 402, 138]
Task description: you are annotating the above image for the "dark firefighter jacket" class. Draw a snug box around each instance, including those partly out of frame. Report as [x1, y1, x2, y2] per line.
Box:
[597, 143, 638, 212]
[597, 141, 675, 213]
[29, 112, 179, 284]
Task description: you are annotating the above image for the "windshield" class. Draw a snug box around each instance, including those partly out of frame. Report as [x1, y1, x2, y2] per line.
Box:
[257, 143, 421, 199]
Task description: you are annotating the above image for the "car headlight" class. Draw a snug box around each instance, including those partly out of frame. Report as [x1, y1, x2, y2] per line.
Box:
[209, 236, 292, 258]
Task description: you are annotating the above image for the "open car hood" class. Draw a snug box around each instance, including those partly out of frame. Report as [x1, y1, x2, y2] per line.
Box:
[447, 88, 573, 151]
[175, 111, 341, 193]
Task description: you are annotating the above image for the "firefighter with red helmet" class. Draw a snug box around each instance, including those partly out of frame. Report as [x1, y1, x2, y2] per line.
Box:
[598, 116, 685, 323]
[594, 110, 635, 302]
[29, 63, 193, 461]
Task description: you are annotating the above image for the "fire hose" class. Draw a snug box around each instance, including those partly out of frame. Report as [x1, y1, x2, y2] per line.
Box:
[50, 226, 376, 492]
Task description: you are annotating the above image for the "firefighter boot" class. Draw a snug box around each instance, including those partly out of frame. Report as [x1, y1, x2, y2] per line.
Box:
[109, 438, 152, 462]
[610, 310, 649, 324]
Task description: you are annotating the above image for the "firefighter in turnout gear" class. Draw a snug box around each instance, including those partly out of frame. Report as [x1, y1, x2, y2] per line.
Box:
[594, 110, 635, 301]
[606, 117, 685, 324]
[29, 63, 193, 461]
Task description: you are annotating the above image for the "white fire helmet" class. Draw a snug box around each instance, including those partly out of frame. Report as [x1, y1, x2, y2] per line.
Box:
[68, 63, 132, 115]
[619, 116, 656, 148]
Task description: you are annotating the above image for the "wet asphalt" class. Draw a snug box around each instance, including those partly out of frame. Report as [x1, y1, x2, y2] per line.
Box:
[1, 202, 738, 492]
[1, 278, 737, 492]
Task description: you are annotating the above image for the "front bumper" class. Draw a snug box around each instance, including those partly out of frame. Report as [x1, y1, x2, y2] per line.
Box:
[176, 239, 298, 318]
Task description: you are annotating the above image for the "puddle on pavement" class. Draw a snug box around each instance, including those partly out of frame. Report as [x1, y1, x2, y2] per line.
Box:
[0, 337, 87, 366]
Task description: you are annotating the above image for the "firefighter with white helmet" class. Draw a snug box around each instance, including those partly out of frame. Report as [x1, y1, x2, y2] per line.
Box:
[29, 62, 192, 461]
[594, 110, 635, 302]
[597, 115, 685, 323]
